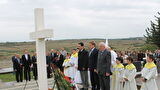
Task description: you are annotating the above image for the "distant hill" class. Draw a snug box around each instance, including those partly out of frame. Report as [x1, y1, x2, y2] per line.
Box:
[0, 38, 146, 68]
[111, 37, 145, 40]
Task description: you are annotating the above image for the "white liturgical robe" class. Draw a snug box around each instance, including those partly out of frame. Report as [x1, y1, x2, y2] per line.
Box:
[141, 62, 158, 90]
[111, 63, 124, 90]
[123, 64, 137, 90]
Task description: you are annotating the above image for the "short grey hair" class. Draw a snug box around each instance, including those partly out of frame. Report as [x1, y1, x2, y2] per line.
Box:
[99, 42, 106, 48]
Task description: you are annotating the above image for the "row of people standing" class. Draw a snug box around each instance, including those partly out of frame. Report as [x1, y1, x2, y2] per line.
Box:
[112, 54, 158, 90]
[12, 49, 67, 82]
[62, 41, 159, 90]
[12, 50, 33, 82]
[62, 41, 110, 90]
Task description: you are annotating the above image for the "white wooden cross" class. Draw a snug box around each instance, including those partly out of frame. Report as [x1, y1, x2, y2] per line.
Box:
[30, 8, 53, 90]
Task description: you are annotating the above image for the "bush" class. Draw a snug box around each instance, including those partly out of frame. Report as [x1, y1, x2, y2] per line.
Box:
[140, 44, 159, 51]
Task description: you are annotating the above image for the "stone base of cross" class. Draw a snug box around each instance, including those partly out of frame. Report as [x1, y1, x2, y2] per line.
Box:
[30, 8, 53, 90]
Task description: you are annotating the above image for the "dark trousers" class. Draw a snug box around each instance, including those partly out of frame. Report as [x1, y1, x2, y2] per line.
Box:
[15, 69, 23, 82]
[98, 74, 110, 90]
[24, 68, 31, 81]
[90, 70, 100, 90]
[80, 71, 89, 90]
[47, 66, 52, 78]
[33, 66, 38, 80]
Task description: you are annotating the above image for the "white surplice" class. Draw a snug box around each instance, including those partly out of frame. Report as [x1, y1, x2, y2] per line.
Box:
[123, 64, 137, 90]
[62, 59, 72, 77]
[70, 53, 82, 83]
[141, 65, 158, 90]
[111, 64, 124, 90]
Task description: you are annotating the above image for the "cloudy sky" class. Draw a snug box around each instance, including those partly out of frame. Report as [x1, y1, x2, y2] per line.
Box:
[0, 0, 160, 42]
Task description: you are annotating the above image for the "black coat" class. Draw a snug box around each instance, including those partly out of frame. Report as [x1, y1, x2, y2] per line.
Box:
[22, 54, 31, 69]
[12, 56, 16, 70]
[78, 49, 89, 71]
[32, 56, 37, 68]
[46, 56, 52, 65]
[138, 53, 145, 61]
[13, 58, 23, 71]
[97, 49, 111, 75]
[88, 48, 99, 70]
[51, 53, 58, 63]
[55, 55, 64, 67]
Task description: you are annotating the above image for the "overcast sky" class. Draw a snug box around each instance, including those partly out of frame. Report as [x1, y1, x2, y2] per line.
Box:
[0, 0, 160, 42]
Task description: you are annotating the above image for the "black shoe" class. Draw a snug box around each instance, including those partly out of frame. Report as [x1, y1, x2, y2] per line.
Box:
[92, 87, 96, 90]
[80, 88, 85, 90]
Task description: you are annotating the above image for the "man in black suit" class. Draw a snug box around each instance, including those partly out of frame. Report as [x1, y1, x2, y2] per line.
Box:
[97, 42, 111, 90]
[88, 41, 100, 90]
[13, 54, 23, 82]
[77, 42, 89, 90]
[32, 52, 38, 80]
[22, 50, 31, 81]
[50, 49, 58, 64]
[46, 52, 52, 78]
[12, 54, 16, 72]
[55, 51, 64, 72]
[138, 51, 145, 61]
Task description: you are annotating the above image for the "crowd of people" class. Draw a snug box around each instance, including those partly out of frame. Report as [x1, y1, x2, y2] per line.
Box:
[11, 48, 67, 82]
[11, 41, 160, 90]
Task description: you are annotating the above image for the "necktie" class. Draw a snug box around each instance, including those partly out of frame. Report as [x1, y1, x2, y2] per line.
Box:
[89, 49, 93, 56]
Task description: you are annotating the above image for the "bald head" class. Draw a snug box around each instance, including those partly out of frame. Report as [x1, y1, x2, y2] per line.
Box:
[98, 42, 106, 51]
[15, 54, 20, 58]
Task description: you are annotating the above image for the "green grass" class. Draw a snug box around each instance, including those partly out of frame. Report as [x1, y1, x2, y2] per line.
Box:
[0, 72, 34, 82]
[0, 73, 15, 82]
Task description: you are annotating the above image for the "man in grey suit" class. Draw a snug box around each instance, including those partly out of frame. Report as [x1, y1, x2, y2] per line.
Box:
[97, 42, 111, 90]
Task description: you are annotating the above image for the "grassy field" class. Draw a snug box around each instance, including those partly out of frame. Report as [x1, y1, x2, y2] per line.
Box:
[0, 73, 15, 82]
[0, 38, 145, 68]
[0, 72, 34, 82]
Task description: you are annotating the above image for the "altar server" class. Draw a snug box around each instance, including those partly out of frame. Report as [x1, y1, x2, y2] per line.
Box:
[70, 49, 78, 79]
[141, 54, 158, 90]
[63, 54, 72, 78]
[111, 57, 124, 90]
[123, 57, 137, 90]
[72, 49, 82, 84]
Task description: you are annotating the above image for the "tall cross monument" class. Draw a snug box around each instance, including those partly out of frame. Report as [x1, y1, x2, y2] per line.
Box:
[105, 35, 109, 47]
[30, 8, 53, 90]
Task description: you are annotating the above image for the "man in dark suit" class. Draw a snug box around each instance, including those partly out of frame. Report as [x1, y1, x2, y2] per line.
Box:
[50, 49, 58, 64]
[88, 41, 100, 90]
[46, 52, 52, 78]
[22, 50, 31, 81]
[32, 52, 38, 80]
[97, 42, 111, 90]
[54, 51, 64, 72]
[77, 42, 89, 90]
[13, 54, 23, 82]
[138, 51, 145, 61]
[12, 54, 16, 72]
